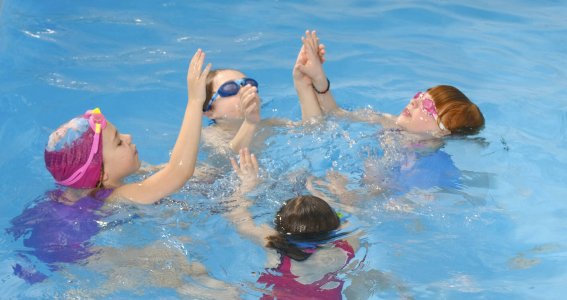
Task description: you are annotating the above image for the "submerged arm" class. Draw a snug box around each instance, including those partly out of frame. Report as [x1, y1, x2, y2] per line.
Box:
[112, 49, 211, 204]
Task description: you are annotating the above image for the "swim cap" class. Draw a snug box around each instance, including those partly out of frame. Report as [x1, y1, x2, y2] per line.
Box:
[44, 108, 107, 189]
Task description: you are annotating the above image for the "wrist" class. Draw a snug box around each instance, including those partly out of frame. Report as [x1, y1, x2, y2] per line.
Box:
[243, 118, 259, 127]
[312, 78, 330, 94]
[188, 100, 204, 111]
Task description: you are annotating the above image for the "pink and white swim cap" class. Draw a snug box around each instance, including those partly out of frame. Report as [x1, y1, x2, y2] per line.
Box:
[44, 108, 107, 189]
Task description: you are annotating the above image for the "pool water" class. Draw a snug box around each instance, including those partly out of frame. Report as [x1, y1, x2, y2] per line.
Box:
[1, 0, 566, 299]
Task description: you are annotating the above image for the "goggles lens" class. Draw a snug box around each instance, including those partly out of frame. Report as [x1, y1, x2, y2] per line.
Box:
[413, 92, 438, 118]
[413, 92, 447, 131]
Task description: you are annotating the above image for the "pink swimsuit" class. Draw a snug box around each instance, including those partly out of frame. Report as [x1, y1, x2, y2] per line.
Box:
[258, 240, 355, 300]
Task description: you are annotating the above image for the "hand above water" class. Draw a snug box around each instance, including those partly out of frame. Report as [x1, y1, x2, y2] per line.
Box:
[239, 84, 261, 124]
[293, 30, 326, 87]
[187, 49, 212, 107]
[231, 148, 260, 193]
[294, 30, 327, 91]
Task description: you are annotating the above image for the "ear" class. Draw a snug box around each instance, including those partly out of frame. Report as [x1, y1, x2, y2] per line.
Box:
[204, 110, 214, 119]
[433, 128, 451, 138]
[100, 170, 110, 187]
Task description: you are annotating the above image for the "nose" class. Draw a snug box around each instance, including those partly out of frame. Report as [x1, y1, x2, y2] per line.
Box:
[410, 98, 418, 108]
[121, 134, 132, 144]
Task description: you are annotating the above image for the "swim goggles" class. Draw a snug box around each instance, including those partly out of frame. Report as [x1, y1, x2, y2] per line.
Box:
[57, 108, 107, 186]
[203, 78, 258, 112]
[413, 92, 447, 131]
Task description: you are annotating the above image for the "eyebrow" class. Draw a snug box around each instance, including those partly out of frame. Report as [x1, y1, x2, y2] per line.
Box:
[113, 129, 119, 144]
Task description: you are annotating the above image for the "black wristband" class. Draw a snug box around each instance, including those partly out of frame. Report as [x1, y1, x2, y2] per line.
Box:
[312, 78, 330, 94]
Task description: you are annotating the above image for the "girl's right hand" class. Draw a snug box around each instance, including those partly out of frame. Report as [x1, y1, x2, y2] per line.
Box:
[187, 49, 212, 106]
[293, 39, 326, 86]
[295, 31, 327, 88]
[239, 85, 261, 124]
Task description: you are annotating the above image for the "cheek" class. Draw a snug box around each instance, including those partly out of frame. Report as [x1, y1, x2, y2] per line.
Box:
[215, 96, 241, 114]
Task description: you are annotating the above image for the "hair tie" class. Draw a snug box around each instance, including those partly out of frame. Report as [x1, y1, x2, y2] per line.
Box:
[312, 78, 330, 94]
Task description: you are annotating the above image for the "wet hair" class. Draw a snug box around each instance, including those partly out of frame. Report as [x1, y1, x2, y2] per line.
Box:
[266, 195, 340, 261]
[427, 85, 485, 135]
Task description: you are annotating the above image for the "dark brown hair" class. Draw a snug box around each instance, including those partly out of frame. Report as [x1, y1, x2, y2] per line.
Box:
[266, 195, 340, 261]
[427, 85, 485, 135]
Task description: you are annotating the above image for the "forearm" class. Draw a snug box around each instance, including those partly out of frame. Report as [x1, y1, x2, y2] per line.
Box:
[166, 101, 203, 183]
[229, 120, 257, 152]
[312, 77, 339, 114]
[295, 80, 323, 121]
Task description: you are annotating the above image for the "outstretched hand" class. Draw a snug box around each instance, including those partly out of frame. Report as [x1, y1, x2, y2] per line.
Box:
[293, 31, 327, 89]
[187, 49, 212, 106]
[293, 45, 325, 85]
[230, 148, 259, 192]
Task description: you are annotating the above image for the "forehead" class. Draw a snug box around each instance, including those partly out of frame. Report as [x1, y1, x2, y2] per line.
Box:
[102, 121, 118, 143]
[213, 69, 246, 89]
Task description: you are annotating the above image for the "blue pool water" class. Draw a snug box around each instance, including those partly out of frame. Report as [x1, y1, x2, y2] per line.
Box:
[1, 0, 566, 298]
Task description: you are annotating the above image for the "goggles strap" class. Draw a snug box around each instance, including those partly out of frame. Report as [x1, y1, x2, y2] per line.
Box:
[56, 108, 105, 187]
[56, 130, 101, 186]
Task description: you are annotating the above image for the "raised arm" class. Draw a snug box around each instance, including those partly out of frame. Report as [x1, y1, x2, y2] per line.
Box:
[293, 43, 323, 121]
[297, 31, 340, 115]
[113, 49, 211, 204]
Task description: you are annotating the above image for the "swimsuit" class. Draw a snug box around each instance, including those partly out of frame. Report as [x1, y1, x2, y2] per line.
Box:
[6, 188, 112, 283]
[258, 240, 355, 300]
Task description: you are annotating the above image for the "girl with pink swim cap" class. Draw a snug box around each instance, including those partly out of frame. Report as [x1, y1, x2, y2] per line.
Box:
[44, 49, 211, 204]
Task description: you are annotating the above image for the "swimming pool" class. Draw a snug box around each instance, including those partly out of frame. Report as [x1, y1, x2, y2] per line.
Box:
[1, 0, 566, 298]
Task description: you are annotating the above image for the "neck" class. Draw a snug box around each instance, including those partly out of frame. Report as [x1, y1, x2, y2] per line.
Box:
[214, 118, 244, 131]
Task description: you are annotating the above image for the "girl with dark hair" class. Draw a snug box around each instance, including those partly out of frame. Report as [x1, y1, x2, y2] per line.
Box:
[227, 148, 359, 299]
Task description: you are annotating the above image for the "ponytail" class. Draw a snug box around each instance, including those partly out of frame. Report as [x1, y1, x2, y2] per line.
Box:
[266, 234, 312, 262]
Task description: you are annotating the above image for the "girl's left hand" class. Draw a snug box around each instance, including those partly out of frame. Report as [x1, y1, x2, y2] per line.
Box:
[231, 148, 259, 191]
[240, 85, 261, 124]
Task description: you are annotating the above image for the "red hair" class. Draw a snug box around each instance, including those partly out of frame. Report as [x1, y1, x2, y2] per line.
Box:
[427, 85, 485, 135]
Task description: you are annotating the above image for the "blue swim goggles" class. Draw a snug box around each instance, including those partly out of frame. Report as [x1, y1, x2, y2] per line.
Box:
[203, 78, 259, 112]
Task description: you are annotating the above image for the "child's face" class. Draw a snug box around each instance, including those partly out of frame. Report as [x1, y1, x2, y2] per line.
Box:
[101, 122, 141, 185]
[204, 69, 248, 121]
[396, 92, 446, 135]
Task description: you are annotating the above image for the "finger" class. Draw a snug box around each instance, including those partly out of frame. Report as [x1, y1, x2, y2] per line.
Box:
[230, 157, 239, 172]
[241, 88, 258, 106]
[250, 153, 259, 173]
[196, 51, 205, 73]
[242, 148, 250, 166]
[201, 62, 212, 78]
[190, 49, 201, 67]
[240, 89, 254, 107]
[304, 34, 317, 55]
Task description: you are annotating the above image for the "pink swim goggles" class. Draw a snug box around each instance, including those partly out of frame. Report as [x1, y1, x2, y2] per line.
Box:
[413, 92, 447, 131]
[56, 108, 107, 186]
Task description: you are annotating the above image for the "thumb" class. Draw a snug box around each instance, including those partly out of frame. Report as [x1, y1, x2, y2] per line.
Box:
[296, 64, 307, 74]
